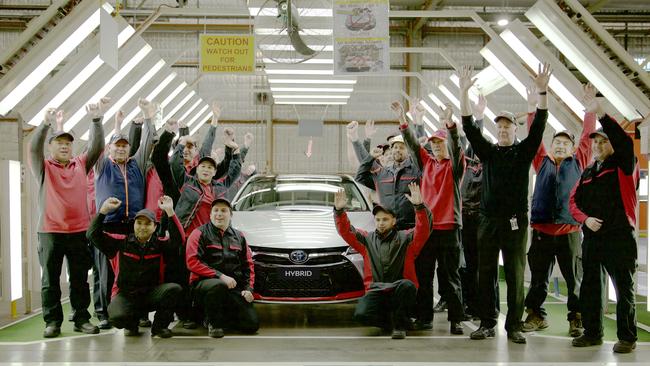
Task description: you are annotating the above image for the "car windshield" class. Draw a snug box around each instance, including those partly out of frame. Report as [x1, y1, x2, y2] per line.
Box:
[233, 176, 369, 212]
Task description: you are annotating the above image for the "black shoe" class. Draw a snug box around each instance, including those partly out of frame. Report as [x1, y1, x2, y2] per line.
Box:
[73, 321, 99, 334]
[208, 325, 224, 338]
[98, 319, 112, 330]
[391, 329, 406, 339]
[182, 320, 198, 329]
[151, 328, 173, 338]
[413, 320, 433, 331]
[470, 326, 495, 340]
[613, 340, 636, 353]
[139, 318, 152, 327]
[450, 321, 464, 335]
[68, 312, 75, 322]
[507, 330, 527, 344]
[572, 334, 603, 347]
[43, 325, 61, 338]
[124, 327, 140, 336]
[433, 300, 448, 313]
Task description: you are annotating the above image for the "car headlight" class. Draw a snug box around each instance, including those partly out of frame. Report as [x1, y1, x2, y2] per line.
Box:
[344, 246, 359, 255]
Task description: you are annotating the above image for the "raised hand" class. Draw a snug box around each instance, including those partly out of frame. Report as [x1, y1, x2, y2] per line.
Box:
[243, 164, 256, 176]
[211, 101, 221, 124]
[55, 109, 64, 131]
[165, 119, 179, 134]
[370, 146, 383, 159]
[526, 84, 537, 113]
[98, 97, 112, 116]
[533, 62, 552, 92]
[85, 102, 101, 118]
[364, 119, 377, 138]
[390, 101, 406, 123]
[99, 197, 122, 215]
[179, 120, 187, 129]
[404, 182, 423, 205]
[114, 110, 125, 132]
[158, 195, 174, 215]
[138, 98, 156, 119]
[581, 82, 597, 105]
[459, 65, 477, 93]
[582, 83, 603, 115]
[244, 132, 254, 148]
[472, 94, 487, 120]
[223, 127, 235, 143]
[133, 116, 144, 125]
[334, 189, 347, 210]
[441, 103, 453, 124]
[346, 120, 359, 142]
[44, 108, 57, 127]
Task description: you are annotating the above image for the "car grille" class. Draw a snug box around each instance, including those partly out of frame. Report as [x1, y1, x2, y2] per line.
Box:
[251, 247, 364, 298]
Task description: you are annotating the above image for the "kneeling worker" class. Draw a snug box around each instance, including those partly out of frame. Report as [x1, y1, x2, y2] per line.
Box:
[186, 198, 259, 338]
[87, 196, 184, 338]
[334, 183, 431, 339]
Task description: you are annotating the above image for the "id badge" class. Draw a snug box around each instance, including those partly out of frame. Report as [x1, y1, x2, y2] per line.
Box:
[510, 216, 519, 231]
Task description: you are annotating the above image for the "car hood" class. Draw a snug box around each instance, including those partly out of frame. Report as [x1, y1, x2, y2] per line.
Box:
[231, 207, 375, 250]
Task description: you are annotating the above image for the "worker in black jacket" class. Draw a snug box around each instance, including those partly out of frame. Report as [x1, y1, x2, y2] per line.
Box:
[186, 198, 258, 338]
[334, 183, 431, 339]
[87, 195, 184, 338]
[569, 93, 640, 354]
[460, 63, 552, 344]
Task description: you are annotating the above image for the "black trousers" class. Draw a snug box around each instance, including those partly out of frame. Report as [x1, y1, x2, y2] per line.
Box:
[415, 228, 464, 322]
[580, 229, 637, 342]
[354, 279, 416, 330]
[193, 279, 259, 333]
[460, 213, 480, 316]
[108, 283, 182, 330]
[37, 232, 93, 326]
[477, 214, 527, 332]
[92, 247, 114, 321]
[525, 230, 582, 320]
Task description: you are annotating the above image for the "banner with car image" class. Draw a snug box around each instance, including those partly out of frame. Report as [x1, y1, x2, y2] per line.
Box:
[333, 0, 389, 74]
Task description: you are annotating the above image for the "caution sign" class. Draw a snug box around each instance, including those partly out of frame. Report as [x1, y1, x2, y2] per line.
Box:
[200, 34, 255, 74]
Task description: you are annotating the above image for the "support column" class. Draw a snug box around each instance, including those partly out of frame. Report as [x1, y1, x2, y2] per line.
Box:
[265, 104, 273, 173]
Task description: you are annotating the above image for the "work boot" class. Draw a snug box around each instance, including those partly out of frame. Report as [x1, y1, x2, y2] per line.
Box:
[182, 320, 198, 329]
[522, 309, 548, 332]
[470, 326, 495, 340]
[569, 315, 584, 337]
[450, 321, 464, 335]
[151, 327, 173, 338]
[139, 318, 152, 327]
[613, 340, 636, 353]
[391, 329, 406, 339]
[73, 321, 100, 334]
[98, 319, 112, 330]
[433, 299, 448, 313]
[43, 325, 61, 338]
[572, 334, 603, 347]
[208, 324, 224, 338]
[507, 330, 527, 344]
[412, 320, 433, 330]
[124, 327, 140, 336]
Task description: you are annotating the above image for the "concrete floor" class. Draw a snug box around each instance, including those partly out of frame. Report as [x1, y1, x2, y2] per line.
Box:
[0, 303, 648, 364]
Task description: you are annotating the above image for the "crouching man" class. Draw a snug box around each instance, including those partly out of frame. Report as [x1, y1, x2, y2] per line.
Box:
[334, 183, 431, 339]
[186, 198, 259, 338]
[87, 196, 184, 338]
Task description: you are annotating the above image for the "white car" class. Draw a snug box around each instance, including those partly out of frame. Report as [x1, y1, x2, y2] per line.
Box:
[231, 174, 374, 303]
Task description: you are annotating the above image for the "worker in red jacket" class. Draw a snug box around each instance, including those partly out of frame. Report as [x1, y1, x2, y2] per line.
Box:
[334, 183, 431, 339]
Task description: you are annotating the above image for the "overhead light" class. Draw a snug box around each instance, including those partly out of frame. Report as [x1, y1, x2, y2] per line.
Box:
[162, 90, 196, 124]
[260, 45, 334, 52]
[120, 74, 178, 129]
[497, 18, 509, 27]
[268, 78, 356, 84]
[427, 92, 444, 108]
[265, 69, 334, 75]
[255, 29, 333, 36]
[273, 95, 350, 99]
[161, 82, 188, 108]
[271, 87, 353, 92]
[473, 65, 508, 95]
[449, 74, 498, 122]
[422, 115, 438, 131]
[187, 105, 211, 129]
[189, 111, 213, 135]
[500, 21, 585, 119]
[63, 45, 153, 131]
[0, 2, 114, 115]
[249, 7, 332, 17]
[275, 101, 347, 105]
[419, 100, 440, 121]
[526, 0, 649, 119]
[263, 58, 333, 64]
[178, 100, 203, 122]
[438, 85, 461, 108]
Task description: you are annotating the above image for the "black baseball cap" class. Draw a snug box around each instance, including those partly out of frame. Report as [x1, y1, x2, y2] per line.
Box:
[211, 198, 232, 211]
[372, 205, 396, 217]
[110, 134, 130, 144]
[49, 131, 74, 143]
[553, 130, 575, 144]
[197, 156, 218, 169]
[589, 128, 609, 139]
[134, 209, 156, 223]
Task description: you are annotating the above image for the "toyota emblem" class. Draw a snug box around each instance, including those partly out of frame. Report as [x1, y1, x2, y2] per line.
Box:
[289, 250, 308, 264]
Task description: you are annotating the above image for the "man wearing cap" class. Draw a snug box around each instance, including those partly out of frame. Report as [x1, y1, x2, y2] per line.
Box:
[522, 83, 597, 336]
[569, 93, 639, 353]
[460, 63, 552, 344]
[395, 101, 466, 334]
[87, 195, 184, 338]
[355, 129, 421, 231]
[186, 198, 258, 338]
[334, 183, 431, 339]
[28, 101, 108, 338]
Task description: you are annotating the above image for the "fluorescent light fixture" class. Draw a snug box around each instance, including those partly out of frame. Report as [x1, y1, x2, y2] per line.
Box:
[162, 90, 196, 124]
[474, 65, 508, 95]
[256, 28, 333, 35]
[263, 58, 333, 64]
[190, 111, 213, 136]
[526, 0, 649, 119]
[275, 101, 347, 105]
[26, 27, 136, 126]
[271, 87, 353, 92]
[8, 160, 22, 300]
[422, 116, 438, 131]
[161, 82, 188, 108]
[427, 93, 445, 108]
[438, 85, 461, 108]
[0, 3, 113, 115]
[497, 18, 509, 27]
[260, 44, 333, 52]
[419, 100, 440, 120]
[121, 75, 178, 128]
[273, 95, 350, 99]
[265, 69, 334, 75]
[178, 100, 203, 122]
[249, 7, 332, 17]
[449, 74, 498, 122]
[187, 105, 210, 127]
[63, 45, 153, 131]
[268, 78, 356, 84]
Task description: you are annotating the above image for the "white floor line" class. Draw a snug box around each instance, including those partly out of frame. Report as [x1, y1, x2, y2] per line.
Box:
[0, 328, 118, 346]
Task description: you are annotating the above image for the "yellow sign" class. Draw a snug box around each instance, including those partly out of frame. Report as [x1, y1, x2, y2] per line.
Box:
[200, 34, 255, 74]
